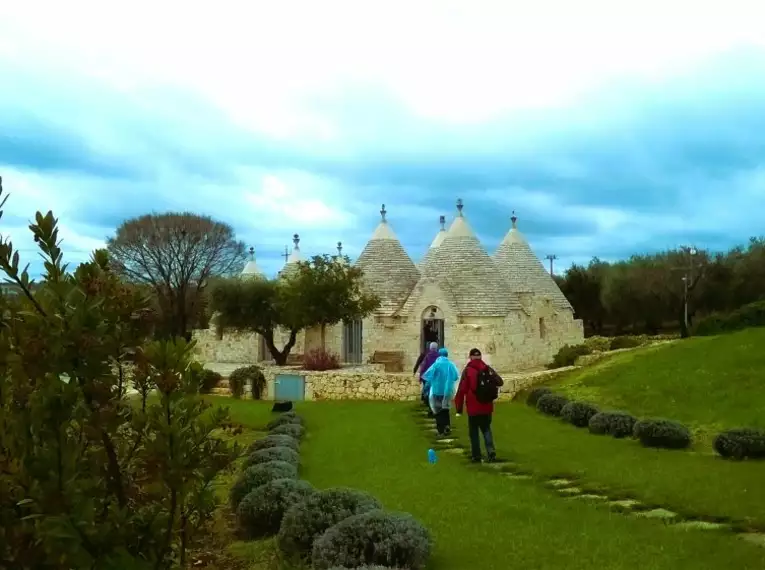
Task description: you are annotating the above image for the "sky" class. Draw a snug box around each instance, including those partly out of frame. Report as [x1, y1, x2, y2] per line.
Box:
[2, 0, 765, 279]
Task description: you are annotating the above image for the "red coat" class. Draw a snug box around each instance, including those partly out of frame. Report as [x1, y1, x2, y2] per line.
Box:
[455, 359, 501, 416]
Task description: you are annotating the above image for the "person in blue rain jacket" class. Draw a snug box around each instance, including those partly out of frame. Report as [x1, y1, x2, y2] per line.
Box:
[422, 347, 460, 436]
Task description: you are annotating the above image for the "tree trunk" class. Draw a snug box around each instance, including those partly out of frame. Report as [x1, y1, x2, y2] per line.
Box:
[263, 329, 299, 366]
[320, 323, 326, 349]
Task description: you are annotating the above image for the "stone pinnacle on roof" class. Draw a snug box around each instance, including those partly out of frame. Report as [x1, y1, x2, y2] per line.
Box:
[241, 245, 265, 279]
[419, 214, 448, 267]
[356, 203, 420, 315]
[494, 212, 573, 311]
[279, 233, 303, 278]
[337, 241, 343, 256]
[405, 198, 520, 316]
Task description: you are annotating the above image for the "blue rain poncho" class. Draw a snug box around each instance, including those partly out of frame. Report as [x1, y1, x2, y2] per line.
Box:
[422, 349, 460, 411]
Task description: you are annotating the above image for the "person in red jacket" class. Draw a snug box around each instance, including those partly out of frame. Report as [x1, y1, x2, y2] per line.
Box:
[454, 347, 503, 463]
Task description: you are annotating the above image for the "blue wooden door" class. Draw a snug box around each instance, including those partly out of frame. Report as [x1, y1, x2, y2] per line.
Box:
[274, 373, 306, 401]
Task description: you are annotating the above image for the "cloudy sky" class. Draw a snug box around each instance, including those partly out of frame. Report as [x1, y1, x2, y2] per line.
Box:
[2, 0, 765, 278]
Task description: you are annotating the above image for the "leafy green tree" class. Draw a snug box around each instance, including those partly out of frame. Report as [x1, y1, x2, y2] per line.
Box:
[210, 255, 379, 364]
[289, 254, 380, 348]
[0, 178, 238, 569]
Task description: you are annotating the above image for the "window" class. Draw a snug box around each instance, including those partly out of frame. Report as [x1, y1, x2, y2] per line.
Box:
[342, 320, 363, 364]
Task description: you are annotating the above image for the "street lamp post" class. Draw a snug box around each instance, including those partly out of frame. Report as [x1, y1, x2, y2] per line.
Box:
[681, 246, 698, 336]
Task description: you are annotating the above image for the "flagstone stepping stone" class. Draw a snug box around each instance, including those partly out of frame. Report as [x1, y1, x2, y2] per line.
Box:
[436, 438, 456, 444]
[569, 493, 609, 501]
[740, 533, 765, 547]
[547, 479, 575, 488]
[608, 499, 642, 510]
[558, 487, 583, 496]
[635, 508, 677, 520]
[674, 520, 731, 531]
[503, 473, 533, 480]
[444, 447, 466, 455]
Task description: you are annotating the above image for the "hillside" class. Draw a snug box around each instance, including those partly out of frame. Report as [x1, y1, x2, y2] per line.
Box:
[550, 328, 765, 439]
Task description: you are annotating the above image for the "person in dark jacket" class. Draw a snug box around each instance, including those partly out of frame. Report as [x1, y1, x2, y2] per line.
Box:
[414, 342, 439, 412]
[454, 347, 503, 463]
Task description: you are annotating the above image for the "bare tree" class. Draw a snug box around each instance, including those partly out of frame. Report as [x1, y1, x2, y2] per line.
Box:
[107, 212, 247, 338]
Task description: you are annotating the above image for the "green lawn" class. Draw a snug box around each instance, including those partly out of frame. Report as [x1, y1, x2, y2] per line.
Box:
[212, 397, 765, 570]
[549, 328, 765, 443]
[479, 403, 765, 526]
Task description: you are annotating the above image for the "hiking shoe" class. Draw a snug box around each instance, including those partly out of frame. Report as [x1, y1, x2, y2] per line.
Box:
[443, 427, 452, 436]
[486, 453, 497, 463]
[470, 457, 482, 464]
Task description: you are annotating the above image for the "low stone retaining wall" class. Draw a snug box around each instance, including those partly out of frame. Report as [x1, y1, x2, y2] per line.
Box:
[206, 362, 576, 402]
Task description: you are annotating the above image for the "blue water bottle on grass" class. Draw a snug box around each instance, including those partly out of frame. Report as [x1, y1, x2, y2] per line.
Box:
[428, 448, 437, 464]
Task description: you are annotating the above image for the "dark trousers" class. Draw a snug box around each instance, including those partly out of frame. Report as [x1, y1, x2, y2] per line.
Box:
[432, 395, 451, 434]
[468, 414, 495, 460]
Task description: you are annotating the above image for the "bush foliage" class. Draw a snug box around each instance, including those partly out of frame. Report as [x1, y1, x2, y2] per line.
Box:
[248, 433, 300, 453]
[633, 418, 692, 450]
[609, 335, 643, 350]
[242, 446, 301, 470]
[267, 412, 304, 430]
[270, 422, 305, 440]
[0, 186, 238, 569]
[548, 343, 593, 369]
[312, 510, 431, 570]
[237, 478, 315, 538]
[194, 367, 223, 394]
[526, 386, 552, 407]
[228, 365, 266, 399]
[304, 347, 342, 371]
[229, 460, 298, 509]
[588, 411, 638, 438]
[277, 487, 382, 558]
[694, 300, 765, 336]
[713, 428, 765, 460]
[535, 393, 570, 417]
[560, 401, 600, 428]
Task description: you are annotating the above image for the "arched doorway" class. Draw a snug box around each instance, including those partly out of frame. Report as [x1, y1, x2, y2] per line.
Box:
[421, 305, 445, 353]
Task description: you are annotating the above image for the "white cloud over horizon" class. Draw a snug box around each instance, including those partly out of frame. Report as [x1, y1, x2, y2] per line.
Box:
[2, 0, 765, 278]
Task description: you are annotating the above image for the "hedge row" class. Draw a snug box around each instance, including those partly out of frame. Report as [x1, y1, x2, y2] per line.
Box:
[693, 300, 765, 336]
[526, 387, 765, 459]
[229, 409, 432, 569]
[548, 334, 677, 369]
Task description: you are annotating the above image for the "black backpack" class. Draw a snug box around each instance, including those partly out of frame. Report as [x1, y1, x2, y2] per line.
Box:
[474, 366, 502, 404]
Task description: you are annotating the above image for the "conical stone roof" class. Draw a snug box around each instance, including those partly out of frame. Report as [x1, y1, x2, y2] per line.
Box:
[355, 204, 420, 316]
[279, 234, 303, 279]
[404, 200, 521, 317]
[494, 214, 573, 311]
[419, 215, 447, 268]
[241, 246, 265, 280]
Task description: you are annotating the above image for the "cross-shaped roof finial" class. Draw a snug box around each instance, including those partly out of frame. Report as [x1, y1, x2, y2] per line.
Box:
[380, 204, 387, 222]
[293, 233, 300, 248]
[248, 246, 255, 260]
[439, 215, 446, 230]
[337, 241, 343, 256]
[456, 198, 464, 216]
[511, 210, 518, 229]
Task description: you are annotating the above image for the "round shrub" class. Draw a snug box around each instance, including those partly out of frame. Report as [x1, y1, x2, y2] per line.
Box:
[526, 386, 552, 407]
[242, 446, 300, 470]
[270, 422, 305, 440]
[633, 418, 692, 450]
[588, 411, 638, 438]
[548, 343, 593, 369]
[277, 487, 382, 558]
[229, 460, 298, 509]
[560, 401, 600, 428]
[248, 434, 300, 454]
[713, 428, 765, 460]
[312, 510, 431, 570]
[193, 367, 223, 394]
[236, 478, 316, 538]
[229, 365, 267, 400]
[267, 413, 304, 430]
[535, 393, 570, 417]
[609, 335, 642, 350]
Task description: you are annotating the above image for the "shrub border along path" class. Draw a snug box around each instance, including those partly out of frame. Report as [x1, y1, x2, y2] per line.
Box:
[411, 406, 765, 549]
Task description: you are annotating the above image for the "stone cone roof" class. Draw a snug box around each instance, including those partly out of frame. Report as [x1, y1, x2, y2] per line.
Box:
[355, 206, 420, 316]
[419, 215, 447, 268]
[404, 204, 520, 317]
[241, 247, 265, 279]
[494, 219, 572, 311]
[279, 234, 303, 279]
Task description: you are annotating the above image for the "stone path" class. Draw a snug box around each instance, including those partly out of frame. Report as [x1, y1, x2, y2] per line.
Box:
[412, 406, 765, 549]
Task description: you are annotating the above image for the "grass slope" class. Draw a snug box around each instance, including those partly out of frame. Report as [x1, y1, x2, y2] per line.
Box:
[551, 328, 765, 441]
[217, 398, 765, 570]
